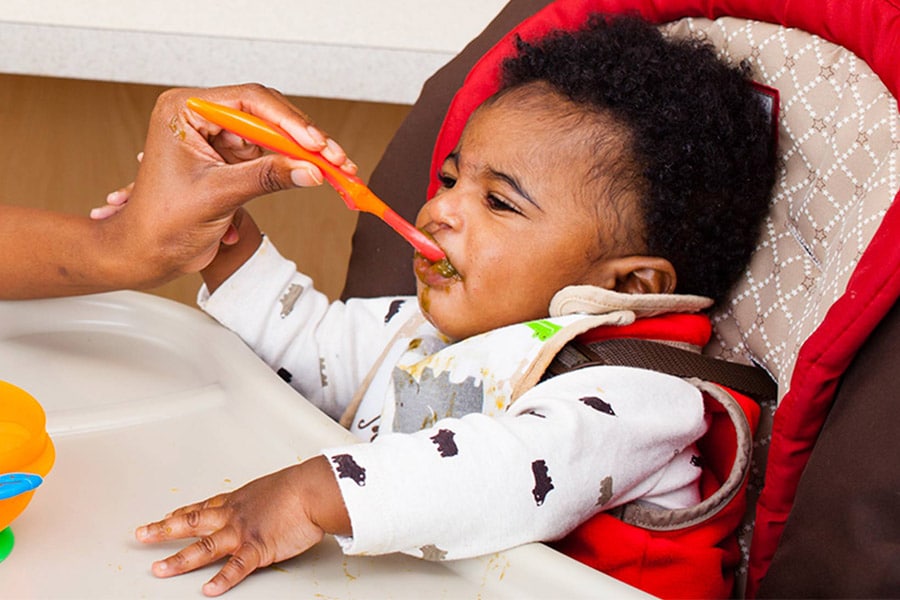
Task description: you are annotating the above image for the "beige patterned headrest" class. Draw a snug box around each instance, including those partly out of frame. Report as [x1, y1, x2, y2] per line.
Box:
[662, 17, 899, 402]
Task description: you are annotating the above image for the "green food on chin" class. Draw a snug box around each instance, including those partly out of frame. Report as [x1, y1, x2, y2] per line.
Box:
[433, 258, 460, 280]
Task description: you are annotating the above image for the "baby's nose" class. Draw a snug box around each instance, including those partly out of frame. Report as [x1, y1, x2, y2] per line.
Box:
[420, 190, 464, 231]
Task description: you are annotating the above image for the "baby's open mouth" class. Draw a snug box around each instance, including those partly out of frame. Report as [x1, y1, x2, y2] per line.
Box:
[430, 257, 459, 279]
[414, 252, 462, 288]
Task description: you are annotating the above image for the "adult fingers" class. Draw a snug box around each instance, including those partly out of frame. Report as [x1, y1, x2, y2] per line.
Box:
[199, 154, 324, 209]
[211, 129, 266, 164]
[177, 84, 326, 154]
[213, 84, 356, 175]
[230, 85, 328, 152]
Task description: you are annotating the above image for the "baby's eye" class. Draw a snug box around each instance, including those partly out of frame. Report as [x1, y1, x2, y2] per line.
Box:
[486, 194, 520, 213]
[437, 172, 457, 189]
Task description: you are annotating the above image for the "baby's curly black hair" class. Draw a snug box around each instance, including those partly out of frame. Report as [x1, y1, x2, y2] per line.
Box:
[499, 14, 778, 304]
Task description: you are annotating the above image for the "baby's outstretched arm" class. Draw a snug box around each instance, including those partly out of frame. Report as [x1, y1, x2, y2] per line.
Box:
[136, 455, 349, 597]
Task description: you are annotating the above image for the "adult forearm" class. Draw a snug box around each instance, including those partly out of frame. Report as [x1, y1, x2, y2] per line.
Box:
[0, 205, 164, 299]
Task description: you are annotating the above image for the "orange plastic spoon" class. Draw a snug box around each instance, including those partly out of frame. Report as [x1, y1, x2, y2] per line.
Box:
[186, 97, 446, 262]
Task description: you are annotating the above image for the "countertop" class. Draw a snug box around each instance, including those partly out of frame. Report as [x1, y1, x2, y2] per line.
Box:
[0, 0, 509, 104]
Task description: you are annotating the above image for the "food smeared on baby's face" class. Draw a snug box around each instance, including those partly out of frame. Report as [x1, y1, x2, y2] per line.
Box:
[414, 250, 461, 318]
[414, 252, 461, 289]
[414, 230, 460, 282]
[432, 258, 459, 279]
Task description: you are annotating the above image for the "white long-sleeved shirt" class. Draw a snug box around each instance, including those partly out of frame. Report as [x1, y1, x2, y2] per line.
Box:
[199, 237, 707, 560]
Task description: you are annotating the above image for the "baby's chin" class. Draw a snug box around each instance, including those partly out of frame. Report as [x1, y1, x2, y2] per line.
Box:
[417, 298, 494, 343]
[417, 290, 450, 338]
[414, 295, 459, 342]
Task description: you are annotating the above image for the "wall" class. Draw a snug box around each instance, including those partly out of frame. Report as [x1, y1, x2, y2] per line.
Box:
[0, 73, 410, 304]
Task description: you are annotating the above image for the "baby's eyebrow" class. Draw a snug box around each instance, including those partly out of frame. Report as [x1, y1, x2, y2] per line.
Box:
[446, 150, 542, 211]
[487, 168, 541, 210]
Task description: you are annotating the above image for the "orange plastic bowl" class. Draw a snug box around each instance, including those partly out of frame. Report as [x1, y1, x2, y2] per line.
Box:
[0, 381, 55, 531]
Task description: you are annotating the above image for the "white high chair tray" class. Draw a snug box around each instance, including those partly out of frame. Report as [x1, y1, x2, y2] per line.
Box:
[0, 291, 646, 598]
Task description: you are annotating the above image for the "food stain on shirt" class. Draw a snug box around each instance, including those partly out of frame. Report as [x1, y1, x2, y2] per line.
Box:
[392, 368, 484, 433]
[279, 283, 304, 317]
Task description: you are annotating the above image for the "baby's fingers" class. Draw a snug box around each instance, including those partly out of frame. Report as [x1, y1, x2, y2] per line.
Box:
[108, 183, 134, 206]
[89, 203, 123, 220]
[136, 505, 227, 543]
[201, 543, 263, 597]
[168, 493, 230, 518]
[150, 528, 240, 580]
[90, 184, 134, 220]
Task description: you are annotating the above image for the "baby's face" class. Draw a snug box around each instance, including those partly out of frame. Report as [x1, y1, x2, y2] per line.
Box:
[413, 87, 628, 340]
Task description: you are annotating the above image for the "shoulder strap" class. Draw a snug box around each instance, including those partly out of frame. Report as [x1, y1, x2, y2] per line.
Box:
[545, 338, 777, 403]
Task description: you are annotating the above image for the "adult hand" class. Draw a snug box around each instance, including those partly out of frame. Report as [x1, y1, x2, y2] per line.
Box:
[99, 83, 356, 286]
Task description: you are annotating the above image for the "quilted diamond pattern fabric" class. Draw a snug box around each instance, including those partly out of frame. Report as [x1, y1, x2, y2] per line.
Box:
[661, 17, 899, 588]
[662, 18, 899, 397]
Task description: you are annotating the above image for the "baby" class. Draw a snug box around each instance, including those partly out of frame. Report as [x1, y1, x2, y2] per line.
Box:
[136, 15, 776, 598]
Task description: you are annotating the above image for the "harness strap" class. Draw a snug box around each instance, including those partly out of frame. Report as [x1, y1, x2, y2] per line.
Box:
[546, 338, 777, 403]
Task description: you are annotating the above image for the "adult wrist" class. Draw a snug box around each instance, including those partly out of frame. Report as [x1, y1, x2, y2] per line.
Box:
[92, 213, 171, 290]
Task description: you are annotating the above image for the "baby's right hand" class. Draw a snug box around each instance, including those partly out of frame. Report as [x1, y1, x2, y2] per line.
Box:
[136, 456, 349, 597]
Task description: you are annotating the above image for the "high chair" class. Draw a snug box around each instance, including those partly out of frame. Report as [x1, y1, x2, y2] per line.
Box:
[342, 0, 900, 596]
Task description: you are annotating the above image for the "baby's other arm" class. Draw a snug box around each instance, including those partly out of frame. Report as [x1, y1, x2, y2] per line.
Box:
[200, 208, 262, 294]
[198, 233, 419, 421]
[136, 455, 349, 597]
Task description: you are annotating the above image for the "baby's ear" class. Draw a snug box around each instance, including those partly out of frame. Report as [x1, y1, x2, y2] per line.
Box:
[611, 256, 677, 295]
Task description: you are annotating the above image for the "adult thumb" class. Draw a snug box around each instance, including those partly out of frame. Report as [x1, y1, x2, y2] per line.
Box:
[209, 154, 324, 210]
